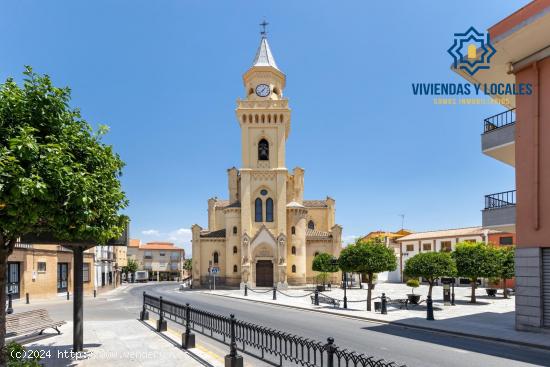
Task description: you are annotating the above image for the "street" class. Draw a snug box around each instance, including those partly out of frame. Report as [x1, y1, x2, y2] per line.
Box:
[18, 282, 550, 367]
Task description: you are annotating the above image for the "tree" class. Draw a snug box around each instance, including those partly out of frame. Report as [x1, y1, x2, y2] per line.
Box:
[496, 246, 515, 299]
[406, 279, 420, 295]
[404, 252, 456, 297]
[453, 242, 498, 303]
[183, 258, 193, 272]
[312, 252, 339, 287]
[339, 238, 397, 311]
[0, 67, 128, 363]
[124, 258, 139, 276]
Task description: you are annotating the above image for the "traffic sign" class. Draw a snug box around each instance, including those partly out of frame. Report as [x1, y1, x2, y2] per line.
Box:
[211, 267, 220, 274]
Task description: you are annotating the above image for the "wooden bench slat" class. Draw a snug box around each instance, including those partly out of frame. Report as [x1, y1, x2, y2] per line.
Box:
[6, 308, 65, 339]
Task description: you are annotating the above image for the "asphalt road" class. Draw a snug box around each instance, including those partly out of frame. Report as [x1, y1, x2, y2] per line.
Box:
[17, 282, 550, 367]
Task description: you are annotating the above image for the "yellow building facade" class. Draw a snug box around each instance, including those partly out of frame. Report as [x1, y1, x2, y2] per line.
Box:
[192, 35, 342, 288]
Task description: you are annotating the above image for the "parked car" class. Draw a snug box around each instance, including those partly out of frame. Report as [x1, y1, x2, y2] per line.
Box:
[135, 270, 149, 283]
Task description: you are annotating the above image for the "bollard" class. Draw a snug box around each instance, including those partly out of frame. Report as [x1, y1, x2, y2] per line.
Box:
[325, 337, 336, 367]
[426, 295, 434, 320]
[26, 292, 29, 304]
[182, 303, 196, 349]
[224, 314, 243, 367]
[314, 289, 319, 306]
[140, 291, 149, 321]
[244, 284, 248, 297]
[272, 286, 277, 300]
[451, 283, 455, 306]
[381, 293, 387, 315]
[157, 296, 167, 331]
[66, 291, 70, 300]
[7, 292, 13, 314]
[94, 289, 97, 298]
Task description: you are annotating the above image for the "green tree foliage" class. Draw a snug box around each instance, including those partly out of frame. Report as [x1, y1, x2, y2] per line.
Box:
[453, 242, 498, 303]
[339, 238, 397, 311]
[0, 67, 128, 362]
[312, 252, 338, 287]
[5, 341, 41, 367]
[183, 258, 193, 271]
[496, 246, 515, 298]
[124, 258, 139, 274]
[406, 279, 420, 295]
[404, 252, 456, 297]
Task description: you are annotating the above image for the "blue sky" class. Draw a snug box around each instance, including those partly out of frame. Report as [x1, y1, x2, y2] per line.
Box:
[1, 1, 528, 254]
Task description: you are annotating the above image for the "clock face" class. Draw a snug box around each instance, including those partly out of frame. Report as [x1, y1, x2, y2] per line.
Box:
[255, 84, 271, 97]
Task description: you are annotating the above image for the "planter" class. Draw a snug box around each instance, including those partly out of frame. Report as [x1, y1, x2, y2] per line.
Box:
[407, 294, 421, 304]
[486, 288, 497, 297]
[316, 285, 326, 292]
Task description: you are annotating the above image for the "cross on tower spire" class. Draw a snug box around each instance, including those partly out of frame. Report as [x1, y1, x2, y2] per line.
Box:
[260, 19, 269, 37]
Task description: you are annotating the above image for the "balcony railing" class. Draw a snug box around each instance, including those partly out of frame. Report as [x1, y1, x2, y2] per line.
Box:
[484, 108, 516, 133]
[485, 190, 516, 209]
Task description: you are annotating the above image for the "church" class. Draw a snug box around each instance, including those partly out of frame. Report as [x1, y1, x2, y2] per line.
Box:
[191, 31, 342, 288]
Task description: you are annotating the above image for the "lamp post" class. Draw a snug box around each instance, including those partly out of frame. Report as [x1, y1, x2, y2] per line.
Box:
[331, 257, 347, 309]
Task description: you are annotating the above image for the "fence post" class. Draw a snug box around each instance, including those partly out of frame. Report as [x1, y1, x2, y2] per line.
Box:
[426, 295, 434, 321]
[381, 293, 387, 315]
[66, 290, 70, 300]
[26, 292, 29, 304]
[244, 284, 248, 297]
[224, 314, 243, 367]
[272, 285, 277, 300]
[94, 289, 97, 298]
[325, 337, 336, 367]
[6, 292, 13, 314]
[140, 291, 149, 321]
[157, 296, 168, 331]
[182, 303, 196, 349]
[314, 289, 319, 305]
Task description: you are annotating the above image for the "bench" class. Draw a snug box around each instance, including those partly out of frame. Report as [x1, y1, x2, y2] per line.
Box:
[310, 294, 340, 308]
[6, 309, 66, 340]
[387, 298, 409, 310]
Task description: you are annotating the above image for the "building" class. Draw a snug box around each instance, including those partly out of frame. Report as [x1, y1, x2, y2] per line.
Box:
[360, 230, 412, 282]
[94, 245, 115, 292]
[191, 34, 342, 288]
[6, 241, 95, 300]
[397, 227, 499, 286]
[127, 239, 184, 281]
[452, 0, 550, 331]
[113, 245, 127, 286]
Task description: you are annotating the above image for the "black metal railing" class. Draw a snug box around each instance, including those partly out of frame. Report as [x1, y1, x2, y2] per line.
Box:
[485, 190, 516, 209]
[142, 292, 404, 367]
[484, 108, 516, 133]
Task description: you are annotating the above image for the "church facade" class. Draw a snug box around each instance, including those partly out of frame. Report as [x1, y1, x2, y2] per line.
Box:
[191, 35, 342, 288]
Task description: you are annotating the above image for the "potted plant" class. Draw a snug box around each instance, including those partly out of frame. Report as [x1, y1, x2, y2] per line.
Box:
[486, 277, 499, 297]
[406, 279, 421, 304]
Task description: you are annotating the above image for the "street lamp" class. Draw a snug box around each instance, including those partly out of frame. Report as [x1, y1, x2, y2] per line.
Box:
[331, 257, 347, 309]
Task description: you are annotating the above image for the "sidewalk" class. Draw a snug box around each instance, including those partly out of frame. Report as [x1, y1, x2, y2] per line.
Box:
[195, 283, 550, 350]
[23, 320, 204, 366]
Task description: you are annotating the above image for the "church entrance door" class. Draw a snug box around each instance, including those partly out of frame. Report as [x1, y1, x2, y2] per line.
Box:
[255, 260, 273, 287]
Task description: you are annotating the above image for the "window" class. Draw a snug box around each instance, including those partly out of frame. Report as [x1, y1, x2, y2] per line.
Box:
[406, 244, 414, 252]
[233, 265, 238, 273]
[291, 246, 296, 255]
[260, 189, 268, 196]
[307, 220, 315, 230]
[422, 243, 431, 251]
[83, 263, 90, 282]
[233, 246, 238, 254]
[291, 226, 295, 235]
[499, 236, 513, 245]
[255, 198, 263, 222]
[213, 252, 219, 264]
[37, 262, 46, 273]
[159, 251, 165, 257]
[144, 251, 152, 259]
[441, 241, 452, 252]
[258, 139, 269, 160]
[266, 198, 274, 222]
[292, 265, 296, 273]
[233, 226, 237, 235]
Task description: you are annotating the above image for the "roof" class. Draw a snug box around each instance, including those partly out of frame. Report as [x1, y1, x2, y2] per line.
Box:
[396, 227, 501, 242]
[223, 201, 241, 209]
[140, 242, 184, 251]
[214, 199, 229, 208]
[129, 239, 141, 248]
[200, 229, 226, 238]
[303, 200, 328, 208]
[286, 201, 305, 209]
[362, 230, 413, 240]
[489, 0, 550, 40]
[306, 228, 332, 239]
[252, 36, 279, 70]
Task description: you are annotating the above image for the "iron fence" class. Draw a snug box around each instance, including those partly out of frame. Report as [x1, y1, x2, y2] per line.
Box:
[485, 190, 516, 209]
[142, 292, 404, 367]
[483, 108, 516, 133]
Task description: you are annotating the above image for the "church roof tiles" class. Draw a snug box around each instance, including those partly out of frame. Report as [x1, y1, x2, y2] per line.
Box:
[303, 200, 328, 208]
[306, 228, 332, 239]
[200, 229, 226, 238]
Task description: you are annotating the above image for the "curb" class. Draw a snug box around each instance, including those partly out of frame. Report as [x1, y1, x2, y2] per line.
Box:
[196, 291, 550, 352]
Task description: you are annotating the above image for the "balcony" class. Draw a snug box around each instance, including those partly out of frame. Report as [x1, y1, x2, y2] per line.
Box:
[481, 108, 515, 166]
[483, 190, 516, 233]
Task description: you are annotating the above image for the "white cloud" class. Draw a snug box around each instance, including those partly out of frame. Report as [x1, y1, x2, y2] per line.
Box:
[138, 228, 193, 255]
[341, 234, 359, 246]
[141, 229, 160, 236]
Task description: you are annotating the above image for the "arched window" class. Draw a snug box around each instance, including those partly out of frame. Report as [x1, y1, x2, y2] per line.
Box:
[291, 246, 296, 255]
[213, 252, 219, 264]
[258, 139, 269, 161]
[242, 115, 246, 123]
[291, 226, 295, 235]
[255, 198, 263, 222]
[233, 246, 238, 254]
[248, 88, 254, 95]
[266, 198, 274, 222]
[233, 226, 237, 235]
[233, 265, 238, 273]
[308, 220, 315, 230]
[292, 265, 296, 273]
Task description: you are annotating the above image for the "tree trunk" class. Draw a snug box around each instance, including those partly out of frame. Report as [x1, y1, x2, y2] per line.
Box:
[503, 278, 508, 299]
[428, 281, 433, 298]
[366, 273, 372, 311]
[470, 278, 477, 303]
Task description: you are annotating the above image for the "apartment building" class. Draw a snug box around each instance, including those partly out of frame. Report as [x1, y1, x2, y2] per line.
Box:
[94, 245, 115, 292]
[360, 230, 412, 282]
[453, 0, 550, 331]
[6, 241, 95, 300]
[127, 239, 184, 281]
